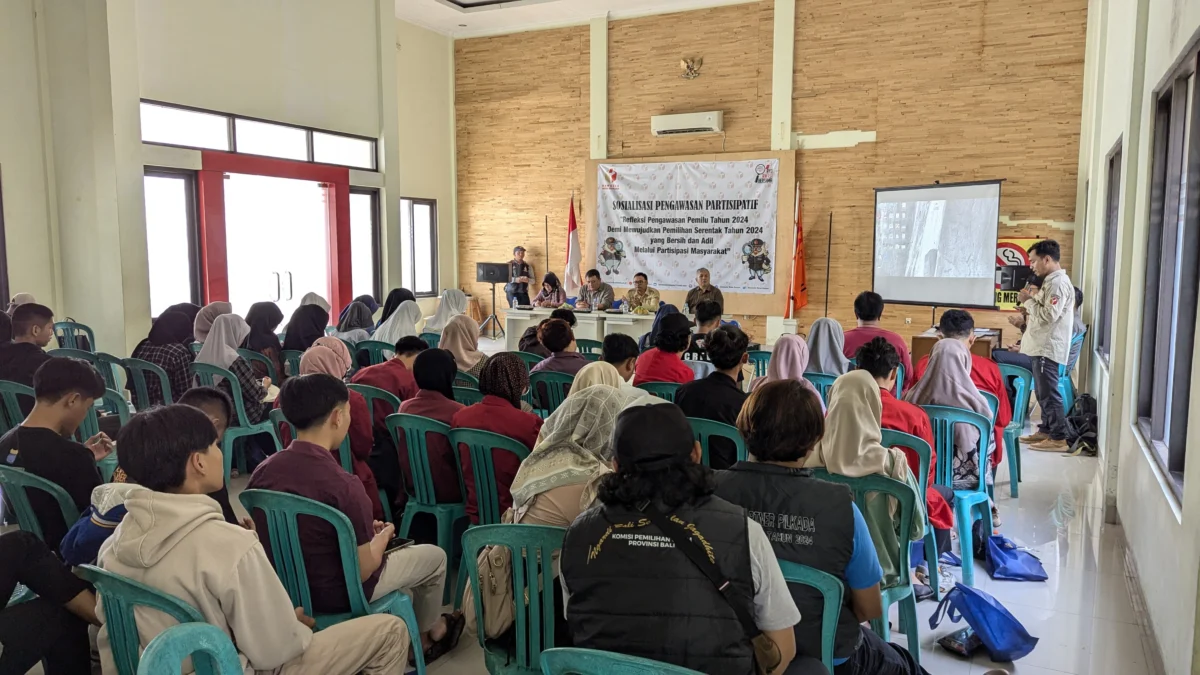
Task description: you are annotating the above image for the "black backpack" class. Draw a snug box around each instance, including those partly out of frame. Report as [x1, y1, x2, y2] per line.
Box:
[1064, 394, 1099, 456]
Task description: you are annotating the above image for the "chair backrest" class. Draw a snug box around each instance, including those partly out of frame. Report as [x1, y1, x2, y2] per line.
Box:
[190, 342, 203, 355]
[281, 350, 304, 377]
[387, 413, 460, 505]
[449, 428, 531, 525]
[686, 417, 746, 466]
[189, 363, 252, 428]
[356, 340, 395, 366]
[455, 371, 480, 389]
[1066, 326, 1087, 371]
[541, 648, 703, 675]
[516, 351, 547, 370]
[137, 623, 243, 675]
[54, 321, 95, 351]
[530, 371, 573, 415]
[76, 565, 208, 675]
[776, 560, 844, 674]
[123, 358, 174, 409]
[880, 429, 932, 506]
[0, 380, 34, 433]
[78, 388, 131, 441]
[895, 363, 906, 394]
[997, 364, 1034, 427]
[346, 383, 402, 430]
[636, 381, 680, 402]
[463, 524, 565, 671]
[238, 489, 371, 617]
[325, 326, 337, 336]
[237, 349, 278, 383]
[980, 390, 999, 427]
[0, 465, 80, 542]
[802, 372, 836, 404]
[576, 338, 603, 354]
[419, 332, 441, 349]
[920, 405, 991, 490]
[95, 352, 125, 391]
[453, 386, 484, 406]
[745, 350, 771, 378]
[48, 347, 95, 362]
[807, 471, 916, 581]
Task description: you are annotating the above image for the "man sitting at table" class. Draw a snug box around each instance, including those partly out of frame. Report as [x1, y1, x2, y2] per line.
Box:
[684, 267, 724, 313]
[623, 273, 661, 313]
[842, 291, 913, 390]
[575, 269, 614, 311]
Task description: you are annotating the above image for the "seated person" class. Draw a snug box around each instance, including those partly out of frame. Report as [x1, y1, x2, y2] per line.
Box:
[575, 269, 614, 311]
[195, 314, 269, 426]
[623, 272, 661, 312]
[533, 272, 568, 308]
[281, 304, 330, 353]
[518, 308, 576, 358]
[192, 301, 232, 343]
[561, 404, 800, 675]
[442, 314, 489, 380]
[452, 353, 543, 524]
[100, 404, 412, 672]
[331, 300, 376, 346]
[0, 530, 99, 675]
[601, 333, 639, 385]
[244, 301, 286, 381]
[529, 319, 589, 376]
[423, 288, 468, 334]
[0, 303, 56, 413]
[351, 336, 428, 507]
[0, 357, 112, 547]
[842, 291, 913, 391]
[248, 374, 462, 661]
[682, 300, 723, 362]
[128, 310, 195, 407]
[718, 381, 931, 675]
[685, 267, 724, 314]
[633, 312, 695, 386]
[398, 349, 465, 503]
[675, 326, 750, 470]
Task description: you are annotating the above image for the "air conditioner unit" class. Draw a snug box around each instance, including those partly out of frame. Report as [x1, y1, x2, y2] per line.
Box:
[650, 111, 724, 137]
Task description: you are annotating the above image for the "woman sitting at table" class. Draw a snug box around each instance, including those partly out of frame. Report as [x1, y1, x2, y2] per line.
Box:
[532, 273, 567, 308]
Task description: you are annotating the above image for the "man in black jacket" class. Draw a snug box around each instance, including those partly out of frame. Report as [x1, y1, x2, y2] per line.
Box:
[676, 325, 750, 469]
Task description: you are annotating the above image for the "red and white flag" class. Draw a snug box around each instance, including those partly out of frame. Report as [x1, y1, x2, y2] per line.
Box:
[564, 196, 582, 295]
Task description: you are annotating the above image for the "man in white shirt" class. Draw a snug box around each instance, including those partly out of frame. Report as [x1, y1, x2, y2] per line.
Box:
[1018, 240, 1076, 452]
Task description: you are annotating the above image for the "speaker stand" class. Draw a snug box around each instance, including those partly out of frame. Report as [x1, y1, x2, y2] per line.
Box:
[480, 281, 506, 340]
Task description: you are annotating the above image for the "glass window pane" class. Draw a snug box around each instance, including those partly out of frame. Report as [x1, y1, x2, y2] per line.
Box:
[234, 118, 308, 161]
[143, 175, 194, 316]
[400, 199, 414, 291]
[313, 132, 376, 169]
[140, 102, 230, 150]
[413, 203, 435, 295]
[350, 192, 376, 301]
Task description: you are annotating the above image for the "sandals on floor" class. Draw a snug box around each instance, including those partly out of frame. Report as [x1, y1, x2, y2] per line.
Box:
[423, 611, 466, 664]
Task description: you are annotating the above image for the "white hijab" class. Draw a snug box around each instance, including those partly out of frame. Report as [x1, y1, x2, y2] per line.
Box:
[195, 314, 250, 379]
[374, 300, 423, 345]
[424, 289, 468, 333]
[299, 292, 331, 313]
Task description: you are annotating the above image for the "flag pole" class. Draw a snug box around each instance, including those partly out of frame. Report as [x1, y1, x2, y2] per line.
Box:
[544, 215, 549, 276]
[787, 182, 800, 318]
[823, 212, 833, 317]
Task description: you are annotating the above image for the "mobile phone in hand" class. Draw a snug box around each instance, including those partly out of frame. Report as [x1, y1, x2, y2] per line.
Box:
[384, 536, 414, 555]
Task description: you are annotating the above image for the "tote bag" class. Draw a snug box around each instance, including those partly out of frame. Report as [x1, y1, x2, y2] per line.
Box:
[986, 535, 1048, 581]
[929, 582, 1039, 661]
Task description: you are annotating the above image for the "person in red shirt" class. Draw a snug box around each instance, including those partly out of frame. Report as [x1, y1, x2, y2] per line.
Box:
[632, 312, 695, 386]
[910, 310, 1012, 466]
[451, 352, 543, 524]
[397, 349, 465, 504]
[854, 337, 954, 550]
[842, 291, 914, 392]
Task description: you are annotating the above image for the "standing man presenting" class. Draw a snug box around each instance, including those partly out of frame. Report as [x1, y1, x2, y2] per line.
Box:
[576, 269, 614, 311]
[506, 246, 534, 308]
[1018, 240, 1076, 452]
[684, 268, 724, 313]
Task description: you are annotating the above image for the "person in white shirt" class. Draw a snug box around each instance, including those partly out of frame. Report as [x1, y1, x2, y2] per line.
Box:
[1018, 240, 1076, 452]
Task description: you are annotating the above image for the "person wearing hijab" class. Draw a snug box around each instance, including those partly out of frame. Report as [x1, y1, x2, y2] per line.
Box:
[532, 273, 567, 308]
[637, 303, 680, 352]
[806, 317, 851, 375]
[805, 370, 927, 588]
[451, 352, 543, 524]
[374, 300, 423, 347]
[298, 292, 331, 313]
[749, 334, 826, 412]
[632, 312, 695, 386]
[129, 311, 196, 407]
[570, 361, 626, 395]
[377, 288, 417, 328]
[282, 304, 329, 352]
[440, 314, 487, 379]
[243, 302, 285, 382]
[332, 301, 376, 345]
[163, 302, 202, 326]
[338, 294, 380, 327]
[398, 349, 466, 507]
[423, 289, 468, 334]
[195, 314, 268, 426]
[5, 292, 36, 316]
[903, 338, 995, 491]
[193, 301, 232, 343]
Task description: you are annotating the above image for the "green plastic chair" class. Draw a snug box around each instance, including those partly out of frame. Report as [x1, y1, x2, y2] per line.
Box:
[347, 384, 402, 522]
[419, 332, 441, 349]
[123, 358, 174, 410]
[281, 350, 304, 377]
[8, 583, 33, 607]
[455, 371, 480, 389]
[921, 404, 994, 588]
[807, 471, 921, 665]
[894, 364, 906, 394]
[79, 388, 131, 439]
[463, 524, 565, 675]
[450, 428, 531, 527]
[802, 372, 836, 405]
[77, 565, 212, 675]
[1058, 327, 1088, 413]
[0, 380, 34, 433]
[48, 348, 123, 396]
[981, 390, 999, 427]
[356, 340, 395, 366]
[190, 363, 282, 480]
[776, 561, 844, 674]
[576, 338, 602, 355]
[190, 342, 203, 355]
[881, 429, 939, 601]
[137, 623, 242, 675]
[687, 417, 746, 466]
[516, 352, 546, 370]
[529, 371, 573, 416]
[0, 466, 80, 543]
[54, 321, 95, 351]
[636, 382, 680, 403]
[325, 326, 338, 336]
[237, 349, 278, 383]
[454, 386, 484, 406]
[541, 648, 703, 675]
[238, 489, 426, 675]
[746, 350, 771, 378]
[998, 363, 1034, 495]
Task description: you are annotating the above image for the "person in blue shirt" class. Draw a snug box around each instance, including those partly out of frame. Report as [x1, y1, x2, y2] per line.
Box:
[715, 379, 930, 675]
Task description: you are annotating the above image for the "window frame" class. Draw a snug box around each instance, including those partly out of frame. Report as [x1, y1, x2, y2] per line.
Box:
[400, 197, 439, 299]
[1096, 139, 1122, 362]
[0, 166, 10, 305]
[143, 167, 204, 312]
[349, 187, 383, 303]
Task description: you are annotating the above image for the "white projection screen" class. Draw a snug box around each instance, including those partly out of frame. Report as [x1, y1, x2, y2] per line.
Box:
[872, 180, 1001, 308]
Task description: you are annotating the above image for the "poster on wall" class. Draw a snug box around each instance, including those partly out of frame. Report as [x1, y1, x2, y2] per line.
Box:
[595, 159, 779, 294]
[995, 237, 1044, 310]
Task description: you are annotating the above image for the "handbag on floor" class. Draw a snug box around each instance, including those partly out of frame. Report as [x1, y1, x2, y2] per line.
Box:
[929, 582, 1039, 661]
[985, 535, 1048, 581]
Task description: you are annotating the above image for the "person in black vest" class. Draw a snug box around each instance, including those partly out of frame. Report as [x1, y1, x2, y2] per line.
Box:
[505, 246, 534, 308]
[716, 380, 931, 675]
[561, 404, 801, 675]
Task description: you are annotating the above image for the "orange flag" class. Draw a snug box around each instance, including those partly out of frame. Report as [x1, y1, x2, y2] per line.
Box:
[788, 182, 809, 317]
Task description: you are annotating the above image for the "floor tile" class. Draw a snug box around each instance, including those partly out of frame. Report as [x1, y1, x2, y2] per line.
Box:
[980, 571, 1097, 617]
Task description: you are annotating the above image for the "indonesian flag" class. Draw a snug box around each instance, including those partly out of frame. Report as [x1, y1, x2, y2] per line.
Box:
[564, 196, 582, 296]
[788, 183, 809, 317]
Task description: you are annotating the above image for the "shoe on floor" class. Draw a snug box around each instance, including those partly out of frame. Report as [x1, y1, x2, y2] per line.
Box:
[1030, 438, 1070, 452]
[1019, 431, 1048, 443]
[981, 671, 1011, 675]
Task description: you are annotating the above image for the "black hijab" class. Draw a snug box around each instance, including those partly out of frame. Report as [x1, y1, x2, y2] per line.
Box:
[338, 301, 375, 332]
[245, 302, 285, 352]
[282, 304, 329, 351]
[413, 349, 457, 400]
[378, 288, 416, 326]
[164, 302, 202, 326]
[639, 303, 681, 351]
[147, 311, 195, 346]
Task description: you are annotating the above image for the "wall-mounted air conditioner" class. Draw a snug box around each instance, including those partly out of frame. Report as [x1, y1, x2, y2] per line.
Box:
[650, 111, 724, 136]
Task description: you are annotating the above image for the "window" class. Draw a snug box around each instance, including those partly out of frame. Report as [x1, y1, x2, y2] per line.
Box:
[234, 118, 307, 161]
[1138, 63, 1200, 494]
[1096, 140, 1122, 360]
[400, 198, 438, 297]
[140, 102, 230, 151]
[314, 132, 376, 170]
[350, 189, 380, 301]
[142, 170, 199, 316]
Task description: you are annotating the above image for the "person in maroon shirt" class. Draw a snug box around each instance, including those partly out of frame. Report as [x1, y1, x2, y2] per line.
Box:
[451, 353, 543, 524]
[529, 319, 589, 377]
[841, 292, 914, 392]
[632, 313, 695, 386]
[397, 349, 465, 503]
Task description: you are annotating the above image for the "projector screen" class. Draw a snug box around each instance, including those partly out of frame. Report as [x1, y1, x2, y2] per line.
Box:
[872, 180, 1001, 308]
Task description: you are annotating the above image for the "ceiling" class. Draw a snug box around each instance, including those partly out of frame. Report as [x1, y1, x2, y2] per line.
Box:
[395, 0, 760, 38]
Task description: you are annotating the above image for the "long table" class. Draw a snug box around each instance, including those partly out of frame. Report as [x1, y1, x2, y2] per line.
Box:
[503, 308, 656, 351]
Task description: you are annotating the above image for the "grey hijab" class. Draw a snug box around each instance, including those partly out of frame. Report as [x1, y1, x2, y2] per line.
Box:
[805, 317, 851, 375]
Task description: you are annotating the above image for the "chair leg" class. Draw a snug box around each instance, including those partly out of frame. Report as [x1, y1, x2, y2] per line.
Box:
[235, 437, 247, 476]
[453, 553, 469, 610]
[956, 501, 978, 588]
[392, 593, 427, 675]
[900, 595, 921, 665]
[436, 514, 455, 606]
[870, 604, 891, 642]
[924, 530, 941, 602]
[1006, 432, 1020, 498]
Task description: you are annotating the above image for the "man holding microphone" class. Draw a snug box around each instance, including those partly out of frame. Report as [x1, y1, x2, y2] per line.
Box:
[1018, 240, 1076, 452]
[506, 246, 534, 308]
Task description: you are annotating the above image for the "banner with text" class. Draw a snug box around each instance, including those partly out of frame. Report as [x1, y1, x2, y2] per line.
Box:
[596, 159, 780, 294]
[995, 237, 1044, 310]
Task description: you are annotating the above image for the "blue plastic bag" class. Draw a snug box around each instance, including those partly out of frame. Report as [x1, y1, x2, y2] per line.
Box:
[986, 535, 1048, 581]
[929, 582, 1039, 661]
